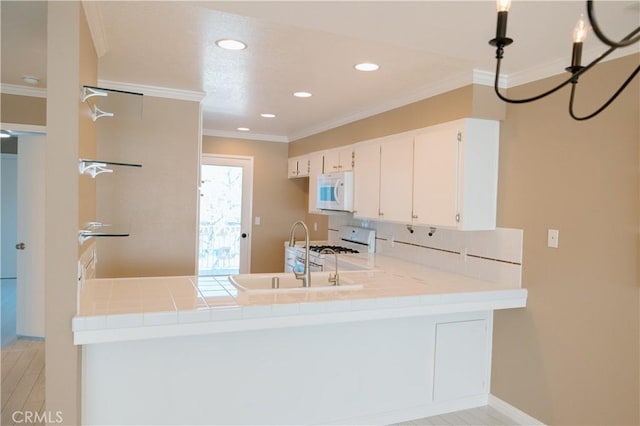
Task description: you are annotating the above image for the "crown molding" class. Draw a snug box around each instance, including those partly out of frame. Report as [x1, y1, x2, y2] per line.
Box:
[97, 80, 206, 102]
[288, 70, 474, 141]
[503, 47, 639, 88]
[82, 1, 108, 58]
[203, 128, 289, 143]
[472, 69, 508, 89]
[0, 84, 47, 98]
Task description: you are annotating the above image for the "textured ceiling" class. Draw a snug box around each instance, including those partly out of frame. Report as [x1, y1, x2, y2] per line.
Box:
[2, 1, 638, 141]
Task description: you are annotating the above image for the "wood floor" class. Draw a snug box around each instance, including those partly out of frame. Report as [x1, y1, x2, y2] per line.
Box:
[1, 338, 45, 426]
[0, 338, 518, 426]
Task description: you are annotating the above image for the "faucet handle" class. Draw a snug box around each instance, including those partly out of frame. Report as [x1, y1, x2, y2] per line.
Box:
[328, 272, 340, 285]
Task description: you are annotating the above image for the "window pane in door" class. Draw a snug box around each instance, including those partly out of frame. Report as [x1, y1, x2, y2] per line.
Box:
[198, 164, 243, 275]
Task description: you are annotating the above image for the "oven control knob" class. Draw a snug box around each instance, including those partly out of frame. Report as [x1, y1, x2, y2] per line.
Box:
[241, 233, 248, 238]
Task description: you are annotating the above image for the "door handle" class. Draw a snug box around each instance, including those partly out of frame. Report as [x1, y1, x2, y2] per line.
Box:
[16, 242, 25, 250]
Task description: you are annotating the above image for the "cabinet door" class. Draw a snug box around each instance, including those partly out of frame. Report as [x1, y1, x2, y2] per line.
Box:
[297, 156, 310, 178]
[413, 122, 460, 227]
[337, 146, 354, 171]
[353, 141, 381, 220]
[308, 153, 324, 213]
[287, 158, 299, 178]
[379, 135, 413, 223]
[433, 319, 489, 401]
[324, 150, 340, 173]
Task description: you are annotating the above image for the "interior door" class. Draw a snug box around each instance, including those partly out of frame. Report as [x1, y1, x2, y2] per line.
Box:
[198, 155, 253, 275]
[16, 134, 46, 338]
[1, 153, 18, 280]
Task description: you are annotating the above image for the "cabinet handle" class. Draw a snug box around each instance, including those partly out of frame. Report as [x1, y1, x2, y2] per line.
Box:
[412, 214, 418, 219]
[332, 165, 338, 169]
[338, 165, 342, 169]
[379, 212, 384, 217]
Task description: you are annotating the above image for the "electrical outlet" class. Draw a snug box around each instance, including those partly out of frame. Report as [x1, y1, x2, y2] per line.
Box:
[547, 229, 559, 248]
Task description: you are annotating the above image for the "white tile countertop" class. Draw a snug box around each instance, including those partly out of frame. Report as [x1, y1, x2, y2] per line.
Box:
[72, 254, 527, 345]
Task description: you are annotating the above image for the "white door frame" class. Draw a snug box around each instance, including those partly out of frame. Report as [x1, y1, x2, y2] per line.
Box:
[198, 154, 253, 274]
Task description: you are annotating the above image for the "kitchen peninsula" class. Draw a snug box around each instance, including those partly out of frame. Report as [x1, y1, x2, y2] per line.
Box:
[74, 249, 526, 425]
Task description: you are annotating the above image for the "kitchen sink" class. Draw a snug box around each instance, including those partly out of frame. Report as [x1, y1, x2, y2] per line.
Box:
[229, 272, 362, 293]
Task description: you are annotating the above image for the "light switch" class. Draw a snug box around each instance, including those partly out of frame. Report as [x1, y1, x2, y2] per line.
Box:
[547, 229, 559, 248]
[254, 216, 261, 225]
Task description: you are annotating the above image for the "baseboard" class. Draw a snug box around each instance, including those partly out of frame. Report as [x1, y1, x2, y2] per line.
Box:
[489, 394, 546, 425]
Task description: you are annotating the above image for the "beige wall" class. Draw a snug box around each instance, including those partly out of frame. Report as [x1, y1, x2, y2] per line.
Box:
[0, 94, 46, 125]
[202, 136, 308, 273]
[95, 96, 201, 278]
[44, 3, 97, 424]
[492, 54, 639, 425]
[78, 5, 97, 231]
[288, 84, 506, 156]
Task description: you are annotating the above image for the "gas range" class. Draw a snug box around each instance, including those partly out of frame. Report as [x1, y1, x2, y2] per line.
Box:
[309, 245, 360, 255]
[285, 226, 376, 273]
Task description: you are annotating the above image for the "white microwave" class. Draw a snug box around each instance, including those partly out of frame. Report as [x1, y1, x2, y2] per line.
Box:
[317, 171, 354, 212]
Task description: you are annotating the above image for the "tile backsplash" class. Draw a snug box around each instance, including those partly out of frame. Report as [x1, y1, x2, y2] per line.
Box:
[329, 215, 523, 288]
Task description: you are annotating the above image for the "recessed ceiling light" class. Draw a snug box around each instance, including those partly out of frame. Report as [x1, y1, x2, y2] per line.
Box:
[260, 113, 276, 118]
[355, 62, 380, 72]
[216, 39, 247, 50]
[237, 127, 250, 131]
[22, 75, 40, 85]
[293, 92, 312, 98]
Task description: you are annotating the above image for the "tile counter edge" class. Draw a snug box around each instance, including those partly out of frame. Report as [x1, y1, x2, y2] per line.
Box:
[73, 289, 526, 345]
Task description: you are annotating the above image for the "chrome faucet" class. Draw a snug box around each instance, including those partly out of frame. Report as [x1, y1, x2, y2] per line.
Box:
[288, 220, 311, 287]
[319, 248, 340, 285]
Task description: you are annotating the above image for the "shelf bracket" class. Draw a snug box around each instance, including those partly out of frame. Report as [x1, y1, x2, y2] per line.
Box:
[92, 104, 114, 121]
[78, 160, 113, 178]
[81, 86, 108, 103]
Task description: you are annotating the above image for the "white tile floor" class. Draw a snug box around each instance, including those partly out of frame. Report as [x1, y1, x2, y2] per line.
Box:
[393, 405, 519, 425]
[1, 338, 45, 426]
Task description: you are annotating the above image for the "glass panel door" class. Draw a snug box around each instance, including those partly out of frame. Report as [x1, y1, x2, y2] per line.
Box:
[198, 156, 252, 275]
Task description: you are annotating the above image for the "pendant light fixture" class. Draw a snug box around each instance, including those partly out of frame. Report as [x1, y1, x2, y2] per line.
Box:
[488, 0, 640, 121]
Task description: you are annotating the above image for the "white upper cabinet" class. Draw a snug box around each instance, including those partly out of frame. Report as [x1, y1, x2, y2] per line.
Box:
[288, 157, 299, 178]
[307, 152, 325, 213]
[353, 141, 381, 220]
[413, 118, 499, 230]
[324, 146, 354, 172]
[287, 155, 310, 178]
[379, 135, 414, 223]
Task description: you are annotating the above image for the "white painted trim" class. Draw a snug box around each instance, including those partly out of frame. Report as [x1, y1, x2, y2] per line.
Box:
[0, 84, 47, 98]
[0, 123, 47, 134]
[499, 48, 639, 88]
[289, 70, 474, 141]
[97, 80, 206, 102]
[82, 1, 108, 58]
[473, 69, 508, 89]
[202, 128, 289, 143]
[489, 394, 546, 425]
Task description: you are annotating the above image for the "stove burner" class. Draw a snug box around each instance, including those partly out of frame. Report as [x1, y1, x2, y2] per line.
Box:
[309, 245, 359, 254]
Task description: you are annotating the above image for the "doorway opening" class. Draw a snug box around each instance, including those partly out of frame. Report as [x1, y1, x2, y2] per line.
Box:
[198, 155, 253, 275]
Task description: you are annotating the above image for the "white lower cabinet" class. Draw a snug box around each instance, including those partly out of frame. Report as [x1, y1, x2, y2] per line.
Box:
[433, 317, 490, 402]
